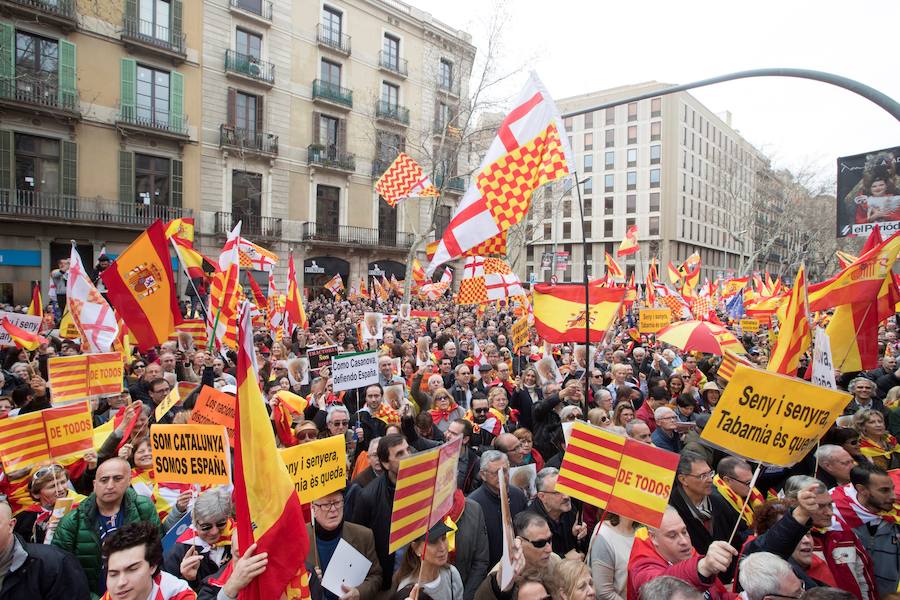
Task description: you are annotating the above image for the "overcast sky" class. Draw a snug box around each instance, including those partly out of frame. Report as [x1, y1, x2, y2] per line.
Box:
[415, 0, 899, 185]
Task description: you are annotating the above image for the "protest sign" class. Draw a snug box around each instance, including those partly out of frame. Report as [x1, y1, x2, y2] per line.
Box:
[740, 318, 760, 333]
[811, 327, 837, 390]
[331, 350, 379, 392]
[511, 316, 529, 352]
[48, 353, 122, 404]
[44, 402, 93, 458]
[189, 386, 235, 446]
[639, 309, 671, 334]
[0, 402, 93, 470]
[398, 304, 411, 320]
[497, 466, 516, 590]
[43, 497, 75, 545]
[0, 311, 41, 346]
[362, 312, 384, 341]
[556, 421, 624, 509]
[280, 435, 347, 503]
[700, 364, 849, 466]
[307, 345, 339, 374]
[606, 440, 679, 528]
[155, 388, 181, 421]
[150, 424, 231, 485]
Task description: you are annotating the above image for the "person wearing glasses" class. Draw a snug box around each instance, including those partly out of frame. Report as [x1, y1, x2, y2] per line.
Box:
[650, 407, 683, 454]
[307, 490, 381, 599]
[476, 511, 556, 600]
[668, 452, 723, 559]
[449, 364, 475, 410]
[527, 468, 588, 560]
[162, 488, 233, 591]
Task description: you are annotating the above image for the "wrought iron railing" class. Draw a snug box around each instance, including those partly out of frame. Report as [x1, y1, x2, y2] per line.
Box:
[118, 104, 188, 136]
[219, 125, 278, 155]
[0, 77, 78, 112]
[300, 222, 414, 248]
[0, 190, 191, 226]
[225, 50, 275, 84]
[316, 23, 350, 54]
[215, 211, 282, 239]
[4, 0, 76, 21]
[378, 51, 407, 77]
[375, 100, 409, 125]
[308, 145, 355, 171]
[312, 79, 352, 108]
[122, 16, 186, 56]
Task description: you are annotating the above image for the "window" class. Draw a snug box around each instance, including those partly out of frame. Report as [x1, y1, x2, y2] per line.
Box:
[627, 148, 637, 167]
[136, 65, 170, 125]
[378, 198, 398, 245]
[627, 125, 637, 145]
[233, 170, 263, 234]
[234, 91, 258, 134]
[383, 34, 400, 70]
[139, 0, 171, 42]
[543, 223, 551, 239]
[650, 168, 660, 188]
[604, 220, 613, 237]
[651, 121, 661, 141]
[583, 178, 593, 194]
[626, 217, 635, 229]
[15, 31, 58, 91]
[583, 220, 591, 238]
[604, 174, 614, 192]
[605, 109, 615, 125]
[584, 132, 593, 150]
[627, 102, 637, 122]
[584, 198, 592, 216]
[322, 6, 343, 41]
[236, 0, 263, 14]
[649, 192, 660, 212]
[135, 154, 170, 205]
[584, 112, 593, 128]
[318, 114, 339, 148]
[543, 203, 551, 219]
[605, 129, 614, 148]
[583, 154, 593, 172]
[563, 222, 571, 239]
[650, 144, 661, 165]
[626, 194, 636, 212]
[436, 102, 452, 130]
[381, 81, 399, 109]
[316, 184, 340, 237]
[375, 129, 403, 172]
[563, 116, 572, 130]
[320, 59, 341, 86]
[604, 150, 614, 169]
[15, 134, 60, 195]
[236, 28, 262, 60]
[651, 97, 661, 117]
[439, 59, 453, 89]
[604, 196, 614, 215]
[626, 172, 636, 191]
[563, 199, 571, 218]
[435, 205, 451, 239]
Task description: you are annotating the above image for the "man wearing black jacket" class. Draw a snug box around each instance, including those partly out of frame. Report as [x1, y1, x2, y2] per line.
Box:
[668, 451, 736, 559]
[467, 450, 527, 568]
[527, 467, 588, 559]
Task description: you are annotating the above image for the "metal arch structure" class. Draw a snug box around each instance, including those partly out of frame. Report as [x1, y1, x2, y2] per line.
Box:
[559, 67, 900, 120]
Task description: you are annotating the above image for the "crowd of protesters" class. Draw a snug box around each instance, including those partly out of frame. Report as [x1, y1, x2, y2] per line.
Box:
[1, 288, 900, 600]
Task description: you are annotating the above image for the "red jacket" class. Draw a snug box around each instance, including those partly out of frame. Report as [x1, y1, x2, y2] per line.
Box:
[811, 528, 877, 600]
[634, 402, 657, 433]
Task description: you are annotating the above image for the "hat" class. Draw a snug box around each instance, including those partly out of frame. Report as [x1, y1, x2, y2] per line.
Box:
[220, 384, 237, 395]
[478, 364, 493, 373]
[98, 254, 110, 262]
[701, 382, 720, 394]
[417, 520, 452, 542]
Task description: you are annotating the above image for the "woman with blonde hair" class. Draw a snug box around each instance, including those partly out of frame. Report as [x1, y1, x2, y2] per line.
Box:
[547, 558, 596, 600]
[853, 407, 900, 469]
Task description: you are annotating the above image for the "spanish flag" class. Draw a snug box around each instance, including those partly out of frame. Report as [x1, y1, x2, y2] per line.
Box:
[617, 225, 639, 256]
[101, 220, 181, 351]
[164, 217, 195, 243]
[234, 305, 310, 600]
[27, 282, 42, 319]
[411, 258, 427, 286]
[808, 233, 900, 312]
[768, 265, 810, 376]
[532, 281, 626, 343]
[285, 252, 308, 332]
[604, 252, 624, 280]
[172, 236, 217, 280]
[1, 317, 47, 351]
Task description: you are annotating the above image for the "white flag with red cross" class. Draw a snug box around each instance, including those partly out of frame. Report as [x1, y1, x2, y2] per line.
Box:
[66, 244, 119, 353]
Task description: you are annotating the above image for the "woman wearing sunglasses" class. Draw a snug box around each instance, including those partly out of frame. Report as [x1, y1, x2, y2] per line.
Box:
[14, 463, 85, 543]
[162, 487, 233, 591]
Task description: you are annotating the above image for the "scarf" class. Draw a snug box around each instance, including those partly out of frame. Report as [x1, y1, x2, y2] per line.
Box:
[831, 482, 900, 528]
[712, 475, 764, 526]
[430, 402, 460, 425]
[131, 467, 194, 522]
[373, 403, 400, 426]
[462, 410, 482, 433]
[442, 489, 467, 560]
[859, 433, 897, 459]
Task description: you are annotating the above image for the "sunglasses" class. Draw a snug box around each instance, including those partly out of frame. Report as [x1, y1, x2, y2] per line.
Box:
[519, 535, 553, 549]
[296, 430, 318, 441]
[32, 464, 64, 480]
[197, 520, 228, 532]
[473, 408, 489, 414]
[134, 364, 146, 369]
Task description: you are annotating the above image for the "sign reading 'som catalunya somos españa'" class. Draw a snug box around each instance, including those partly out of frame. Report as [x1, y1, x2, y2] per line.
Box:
[150, 424, 231, 485]
[701, 364, 849, 467]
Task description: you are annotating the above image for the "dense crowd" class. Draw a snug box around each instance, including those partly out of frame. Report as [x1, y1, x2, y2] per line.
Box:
[1, 289, 900, 600]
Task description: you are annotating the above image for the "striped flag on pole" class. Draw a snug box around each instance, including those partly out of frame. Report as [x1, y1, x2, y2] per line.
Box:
[556, 422, 625, 509]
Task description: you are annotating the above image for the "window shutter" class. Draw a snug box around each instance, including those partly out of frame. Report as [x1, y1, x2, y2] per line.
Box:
[172, 0, 183, 45]
[337, 117, 347, 151]
[120, 58, 136, 120]
[226, 88, 236, 127]
[169, 71, 184, 131]
[119, 151, 134, 204]
[0, 23, 14, 85]
[399, 135, 406, 152]
[58, 41, 76, 110]
[170, 159, 183, 208]
[312, 111, 322, 145]
[61, 141, 76, 197]
[0, 130, 12, 196]
[255, 95, 263, 133]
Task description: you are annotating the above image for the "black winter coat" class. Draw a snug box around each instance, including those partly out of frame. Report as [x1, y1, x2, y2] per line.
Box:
[347, 472, 396, 591]
[0, 536, 91, 600]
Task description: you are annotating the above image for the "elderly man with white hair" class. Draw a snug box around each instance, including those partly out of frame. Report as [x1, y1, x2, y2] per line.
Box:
[737, 552, 804, 600]
[651, 405, 682, 453]
[814, 444, 856, 489]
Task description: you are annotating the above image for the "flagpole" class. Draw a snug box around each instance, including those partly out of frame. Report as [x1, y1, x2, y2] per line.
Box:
[573, 173, 591, 399]
[170, 237, 213, 325]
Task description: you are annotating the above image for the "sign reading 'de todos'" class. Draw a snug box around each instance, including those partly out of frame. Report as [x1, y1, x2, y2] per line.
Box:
[150, 424, 231, 485]
[639, 309, 672, 333]
[280, 435, 347, 503]
[331, 350, 379, 392]
[700, 364, 849, 467]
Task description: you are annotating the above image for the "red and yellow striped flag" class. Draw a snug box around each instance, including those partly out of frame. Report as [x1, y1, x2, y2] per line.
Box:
[209, 223, 242, 350]
[48, 353, 122, 404]
[717, 349, 754, 382]
[617, 225, 639, 256]
[234, 305, 310, 600]
[0, 411, 49, 470]
[768, 265, 810, 376]
[606, 439, 679, 528]
[285, 252, 307, 332]
[168, 319, 209, 350]
[556, 422, 625, 509]
[1, 317, 47, 351]
[604, 252, 624, 280]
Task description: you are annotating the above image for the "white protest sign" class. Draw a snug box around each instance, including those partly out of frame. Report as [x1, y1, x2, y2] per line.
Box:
[812, 327, 837, 390]
[0, 311, 41, 346]
[331, 350, 379, 392]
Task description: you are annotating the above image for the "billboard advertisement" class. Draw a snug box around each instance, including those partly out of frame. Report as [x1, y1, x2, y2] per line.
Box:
[836, 147, 900, 238]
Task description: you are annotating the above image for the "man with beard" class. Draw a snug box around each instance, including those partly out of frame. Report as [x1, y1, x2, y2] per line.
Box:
[467, 396, 496, 454]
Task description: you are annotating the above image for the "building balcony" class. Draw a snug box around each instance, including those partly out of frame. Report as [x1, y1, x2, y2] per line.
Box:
[224, 50, 275, 87]
[371, 159, 391, 178]
[116, 105, 189, 141]
[215, 211, 282, 240]
[311, 79, 352, 109]
[434, 174, 466, 194]
[0, 78, 80, 119]
[378, 51, 407, 78]
[316, 24, 350, 55]
[122, 16, 186, 63]
[219, 125, 278, 157]
[228, 0, 272, 24]
[300, 222, 415, 250]
[0, 189, 191, 229]
[308, 145, 355, 173]
[432, 120, 462, 138]
[436, 79, 460, 97]
[375, 100, 409, 126]
[0, 0, 76, 31]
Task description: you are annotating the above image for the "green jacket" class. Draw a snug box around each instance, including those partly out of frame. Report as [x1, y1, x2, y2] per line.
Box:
[51, 487, 162, 595]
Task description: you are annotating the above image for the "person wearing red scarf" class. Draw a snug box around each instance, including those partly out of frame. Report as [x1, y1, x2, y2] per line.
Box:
[429, 388, 465, 435]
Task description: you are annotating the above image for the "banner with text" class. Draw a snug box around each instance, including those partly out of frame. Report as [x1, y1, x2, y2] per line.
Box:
[48, 353, 123, 404]
[280, 435, 347, 503]
[511, 316, 529, 352]
[150, 424, 231, 485]
[0, 311, 41, 346]
[331, 350, 379, 392]
[836, 146, 900, 238]
[189, 386, 236, 447]
[639, 309, 672, 334]
[811, 327, 837, 390]
[0, 402, 93, 470]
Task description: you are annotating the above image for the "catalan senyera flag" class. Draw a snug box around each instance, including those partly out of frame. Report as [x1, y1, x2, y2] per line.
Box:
[717, 349, 755, 382]
[27, 282, 42, 318]
[284, 252, 308, 333]
[0, 411, 50, 470]
[388, 437, 462, 553]
[768, 266, 810, 376]
[375, 152, 440, 207]
[172, 236, 217, 280]
[426, 72, 575, 275]
[606, 439, 679, 528]
[169, 319, 209, 350]
[101, 220, 181, 352]
[164, 217, 195, 243]
[680, 263, 701, 298]
[604, 252, 624, 280]
[532, 282, 626, 343]
[1, 317, 47, 351]
[617, 225, 639, 256]
[208, 222, 242, 350]
[411, 259, 427, 286]
[808, 233, 900, 312]
[48, 353, 122, 403]
[0, 402, 92, 471]
[234, 305, 311, 600]
[556, 421, 625, 509]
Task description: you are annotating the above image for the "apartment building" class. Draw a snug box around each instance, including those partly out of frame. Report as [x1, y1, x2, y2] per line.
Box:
[0, 0, 201, 305]
[198, 0, 475, 295]
[522, 81, 768, 286]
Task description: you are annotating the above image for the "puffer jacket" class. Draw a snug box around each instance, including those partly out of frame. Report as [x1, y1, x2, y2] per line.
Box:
[51, 487, 163, 594]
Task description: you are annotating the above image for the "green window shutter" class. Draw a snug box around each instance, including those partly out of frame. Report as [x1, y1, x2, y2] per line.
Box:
[0, 22, 14, 94]
[119, 151, 134, 204]
[172, 0, 183, 46]
[61, 141, 77, 197]
[120, 58, 136, 121]
[0, 130, 12, 196]
[58, 40, 76, 111]
[169, 71, 184, 131]
[170, 159, 183, 208]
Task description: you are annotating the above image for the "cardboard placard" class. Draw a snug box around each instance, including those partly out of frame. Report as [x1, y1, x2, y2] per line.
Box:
[188, 386, 235, 447]
[0, 402, 93, 470]
[361, 312, 384, 341]
[511, 316, 529, 353]
[280, 435, 347, 503]
[48, 353, 123, 404]
[639, 309, 672, 334]
[307, 345, 339, 374]
[740, 318, 760, 333]
[331, 350, 379, 392]
[150, 424, 231, 485]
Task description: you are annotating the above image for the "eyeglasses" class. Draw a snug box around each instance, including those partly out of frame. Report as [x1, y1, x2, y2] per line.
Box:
[197, 520, 228, 532]
[330, 420, 349, 427]
[32, 464, 64, 480]
[726, 475, 752, 487]
[684, 470, 714, 481]
[296, 430, 318, 441]
[766, 583, 805, 599]
[133, 364, 146, 369]
[563, 414, 581, 421]
[312, 499, 344, 512]
[473, 407, 489, 414]
[519, 535, 553, 549]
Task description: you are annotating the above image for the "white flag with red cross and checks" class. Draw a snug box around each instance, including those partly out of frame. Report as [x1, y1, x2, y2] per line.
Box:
[66, 244, 119, 353]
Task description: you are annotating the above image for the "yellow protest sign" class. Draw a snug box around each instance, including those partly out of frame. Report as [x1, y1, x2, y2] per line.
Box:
[700, 364, 849, 466]
[280, 435, 347, 503]
[150, 424, 231, 485]
[155, 388, 181, 422]
[740, 318, 760, 333]
[511, 316, 529, 352]
[639, 309, 671, 333]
